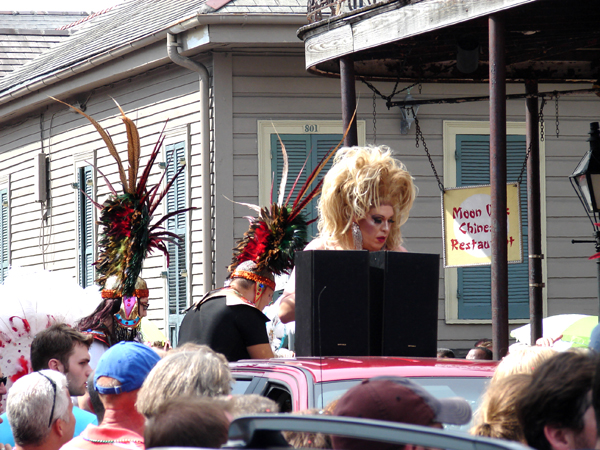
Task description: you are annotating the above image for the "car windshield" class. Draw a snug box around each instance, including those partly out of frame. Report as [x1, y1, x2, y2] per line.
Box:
[314, 377, 490, 432]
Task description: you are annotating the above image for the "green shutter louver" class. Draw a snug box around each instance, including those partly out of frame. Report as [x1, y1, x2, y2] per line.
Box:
[77, 167, 94, 288]
[456, 134, 529, 320]
[271, 134, 340, 239]
[166, 141, 187, 346]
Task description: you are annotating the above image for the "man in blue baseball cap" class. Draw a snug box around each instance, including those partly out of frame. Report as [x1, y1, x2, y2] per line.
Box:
[61, 341, 161, 450]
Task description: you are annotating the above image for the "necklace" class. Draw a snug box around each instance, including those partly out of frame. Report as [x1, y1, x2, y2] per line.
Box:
[82, 437, 143, 444]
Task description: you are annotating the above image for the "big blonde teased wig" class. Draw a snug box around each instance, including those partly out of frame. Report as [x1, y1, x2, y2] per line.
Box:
[317, 145, 416, 250]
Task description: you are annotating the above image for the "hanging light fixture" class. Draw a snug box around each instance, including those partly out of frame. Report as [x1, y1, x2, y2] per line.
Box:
[456, 35, 480, 74]
[570, 122, 600, 227]
[569, 122, 600, 320]
[399, 90, 419, 135]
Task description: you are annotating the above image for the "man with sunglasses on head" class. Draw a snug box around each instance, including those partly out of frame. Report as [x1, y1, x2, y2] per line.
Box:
[4, 370, 75, 450]
[0, 324, 97, 447]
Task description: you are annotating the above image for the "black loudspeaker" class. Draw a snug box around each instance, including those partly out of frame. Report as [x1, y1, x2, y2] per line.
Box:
[295, 250, 371, 357]
[369, 252, 440, 357]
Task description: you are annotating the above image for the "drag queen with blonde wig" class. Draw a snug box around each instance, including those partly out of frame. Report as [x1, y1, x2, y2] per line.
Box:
[278, 145, 416, 323]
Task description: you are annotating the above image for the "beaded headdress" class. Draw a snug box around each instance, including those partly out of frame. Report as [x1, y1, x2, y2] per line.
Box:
[53, 97, 191, 333]
[227, 137, 339, 303]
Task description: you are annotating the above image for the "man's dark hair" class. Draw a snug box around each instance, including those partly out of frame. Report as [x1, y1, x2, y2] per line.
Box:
[517, 351, 595, 450]
[30, 323, 93, 371]
[87, 371, 105, 423]
[469, 347, 493, 360]
[437, 348, 455, 358]
[144, 396, 229, 448]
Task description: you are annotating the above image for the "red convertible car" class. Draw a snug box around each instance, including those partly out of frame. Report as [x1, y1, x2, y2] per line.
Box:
[230, 356, 497, 430]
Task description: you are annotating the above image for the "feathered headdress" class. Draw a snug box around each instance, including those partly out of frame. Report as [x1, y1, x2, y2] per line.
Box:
[52, 97, 191, 297]
[228, 136, 341, 277]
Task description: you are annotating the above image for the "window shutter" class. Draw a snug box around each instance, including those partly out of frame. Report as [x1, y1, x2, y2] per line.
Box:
[77, 167, 94, 287]
[456, 134, 529, 320]
[0, 189, 8, 283]
[270, 134, 341, 239]
[83, 167, 94, 287]
[166, 142, 187, 345]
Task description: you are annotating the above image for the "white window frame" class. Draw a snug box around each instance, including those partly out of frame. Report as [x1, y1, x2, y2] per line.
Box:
[442, 120, 548, 324]
[73, 151, 97, 287]
[257, 120, 367, 207]
[162, 125, 191, 343]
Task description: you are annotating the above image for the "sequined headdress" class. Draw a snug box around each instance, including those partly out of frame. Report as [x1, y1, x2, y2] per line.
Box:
[54, 97, 191, 336]
[227, 138, 339, 302]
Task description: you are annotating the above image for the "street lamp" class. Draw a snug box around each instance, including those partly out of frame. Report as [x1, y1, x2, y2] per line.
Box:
[569, 122, 600, 319]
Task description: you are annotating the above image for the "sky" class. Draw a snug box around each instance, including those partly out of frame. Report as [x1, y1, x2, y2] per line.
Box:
[14, 0, 124, 12]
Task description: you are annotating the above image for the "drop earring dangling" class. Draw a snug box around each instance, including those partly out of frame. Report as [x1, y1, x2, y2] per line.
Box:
[352, 222, 363, 250]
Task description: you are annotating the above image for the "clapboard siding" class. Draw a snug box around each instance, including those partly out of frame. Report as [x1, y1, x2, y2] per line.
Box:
[1, 36, 600, 351]
[227, 52, 600, 350]
[0, 59, 210, 333]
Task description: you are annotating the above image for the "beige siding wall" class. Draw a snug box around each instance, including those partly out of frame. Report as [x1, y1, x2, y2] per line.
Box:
[228, 50, 599, 351]
[1, 44, 597, 350]
[0, 61, 208, 333]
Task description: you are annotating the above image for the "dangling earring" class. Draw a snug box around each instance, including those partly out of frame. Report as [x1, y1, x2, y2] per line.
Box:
[254, 282, 266, 306]
[352, 222, 363, 250]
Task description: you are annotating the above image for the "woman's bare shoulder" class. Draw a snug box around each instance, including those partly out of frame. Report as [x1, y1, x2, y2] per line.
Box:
[390, 245, 409, 252]
[304, 238, 327, 250]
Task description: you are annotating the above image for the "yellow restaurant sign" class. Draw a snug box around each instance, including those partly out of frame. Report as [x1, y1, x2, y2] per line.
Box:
[442, 184, 523, 268]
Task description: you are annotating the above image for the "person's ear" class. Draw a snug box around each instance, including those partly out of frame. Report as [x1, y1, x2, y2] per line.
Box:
[53, 417, 65, 437]
[544, 425, 573, 450]
[47, 359, 63, 373]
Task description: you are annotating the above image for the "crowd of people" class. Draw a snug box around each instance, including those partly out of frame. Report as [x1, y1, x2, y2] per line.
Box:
[2, 329, 600, 450]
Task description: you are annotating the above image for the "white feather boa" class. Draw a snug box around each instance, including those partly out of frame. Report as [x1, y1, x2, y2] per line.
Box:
[0, 267, 101, 412]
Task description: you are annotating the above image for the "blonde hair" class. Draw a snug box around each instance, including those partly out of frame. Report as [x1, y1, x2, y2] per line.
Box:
[492, 345, 556, 383]
[470, 373, 531, 442]
[317, 145, 416, 250]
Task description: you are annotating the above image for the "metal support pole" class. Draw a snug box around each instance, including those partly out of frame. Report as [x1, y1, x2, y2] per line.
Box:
[489, 14, 509, 359]
[340, 56, 358, 147]
[525, 80, 544, 345]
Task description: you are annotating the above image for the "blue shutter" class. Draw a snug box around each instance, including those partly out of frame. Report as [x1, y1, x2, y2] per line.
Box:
[0, 189, 8, 283]
[271, 134, 340, 238]
[77, 167, 94, 287]
[166, 142, 187, 346]
[456, 135, 529, 320]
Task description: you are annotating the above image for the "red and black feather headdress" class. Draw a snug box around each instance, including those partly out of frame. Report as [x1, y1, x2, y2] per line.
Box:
[227, 135, 341, 277]
[53, 97, 192, 297]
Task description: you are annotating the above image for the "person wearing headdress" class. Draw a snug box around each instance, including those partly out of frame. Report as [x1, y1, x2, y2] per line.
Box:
[51, 98, 189, 365]
[178, 142, 330, 361]
[77, 276, 150, 364]
[278, 145, 416, 323]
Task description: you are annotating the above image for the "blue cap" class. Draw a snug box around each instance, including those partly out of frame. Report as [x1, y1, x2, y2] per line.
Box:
[94, 341, 160, 394]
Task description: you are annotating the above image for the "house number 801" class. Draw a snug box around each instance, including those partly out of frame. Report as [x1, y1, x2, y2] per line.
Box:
[304, 125, 318, 132]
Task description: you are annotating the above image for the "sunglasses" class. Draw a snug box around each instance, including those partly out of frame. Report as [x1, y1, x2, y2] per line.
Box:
[38, 373, 57, 428]
[0, 376, 6, 386]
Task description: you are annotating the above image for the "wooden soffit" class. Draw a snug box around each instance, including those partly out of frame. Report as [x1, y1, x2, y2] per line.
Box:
[298, 0, 600, 83]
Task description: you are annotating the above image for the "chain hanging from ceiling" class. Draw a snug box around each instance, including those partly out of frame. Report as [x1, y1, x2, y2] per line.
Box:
[372, 90, 377, 145]
[515, 98, 548, 185]
[553, 92, 560, 138]
[413, 113, 445, 192]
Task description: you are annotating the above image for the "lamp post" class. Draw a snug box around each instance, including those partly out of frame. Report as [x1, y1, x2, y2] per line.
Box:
[569, 122, 600, 320]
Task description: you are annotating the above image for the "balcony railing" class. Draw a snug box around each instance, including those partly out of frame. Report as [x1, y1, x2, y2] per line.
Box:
[307, 0, 380, 23]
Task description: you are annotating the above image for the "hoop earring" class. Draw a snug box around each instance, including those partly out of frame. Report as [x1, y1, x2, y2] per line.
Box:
[352, 222, 363, 250]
